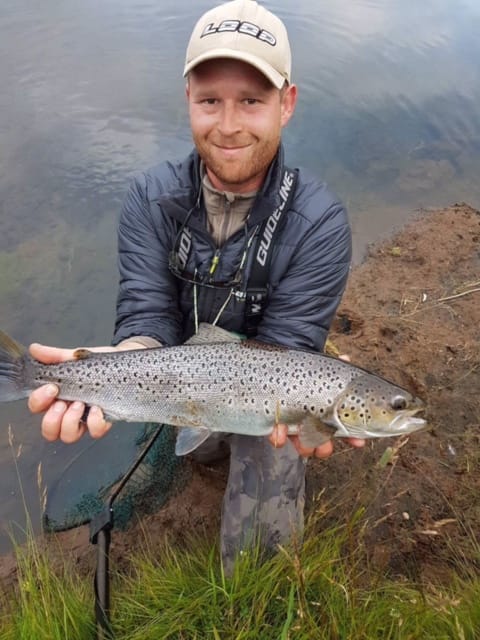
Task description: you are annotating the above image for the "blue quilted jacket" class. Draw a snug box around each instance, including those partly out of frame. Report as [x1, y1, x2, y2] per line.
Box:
[112, 146, 351, 351]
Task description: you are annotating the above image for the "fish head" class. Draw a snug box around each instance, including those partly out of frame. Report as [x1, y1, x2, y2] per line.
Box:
[332, 373, 427, 438]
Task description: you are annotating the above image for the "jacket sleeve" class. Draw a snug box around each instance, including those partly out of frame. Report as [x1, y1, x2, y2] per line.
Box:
[255, 197, 351, 352]
[112, 173, 183, 347]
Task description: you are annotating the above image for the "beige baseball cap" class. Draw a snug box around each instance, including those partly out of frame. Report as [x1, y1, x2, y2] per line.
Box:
[183, 0, 291, 89]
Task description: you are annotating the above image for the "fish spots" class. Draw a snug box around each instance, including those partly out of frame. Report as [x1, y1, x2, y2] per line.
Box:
[26, 334, 422, 440]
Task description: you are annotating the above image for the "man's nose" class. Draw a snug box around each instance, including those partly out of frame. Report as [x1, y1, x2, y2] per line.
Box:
[217, 103, 241, 136]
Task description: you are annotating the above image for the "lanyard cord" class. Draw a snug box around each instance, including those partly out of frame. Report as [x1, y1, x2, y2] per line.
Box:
[193, 268, 199, 334]
[193, 272, 234, 330]
[193, 222, 260, 331]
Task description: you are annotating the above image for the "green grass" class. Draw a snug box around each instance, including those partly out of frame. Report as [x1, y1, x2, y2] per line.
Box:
[0, 535, 94, 639]
[3, 427, 477, 638]
[1, 513, 479, 640]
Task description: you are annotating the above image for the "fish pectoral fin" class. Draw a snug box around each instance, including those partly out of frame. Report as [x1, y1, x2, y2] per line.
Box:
[175, 426, 212, 456]
[298, 416, 337, 449]
[184, 324, 243, 345]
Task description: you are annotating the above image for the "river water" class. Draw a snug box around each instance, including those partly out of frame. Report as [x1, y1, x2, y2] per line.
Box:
[1, 0, 479, 551]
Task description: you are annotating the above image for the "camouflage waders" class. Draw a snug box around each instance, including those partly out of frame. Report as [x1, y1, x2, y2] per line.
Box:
[217, 434, 307, 573]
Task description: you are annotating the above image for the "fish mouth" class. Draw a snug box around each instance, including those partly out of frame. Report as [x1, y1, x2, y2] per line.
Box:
[389, 408, 427, 433]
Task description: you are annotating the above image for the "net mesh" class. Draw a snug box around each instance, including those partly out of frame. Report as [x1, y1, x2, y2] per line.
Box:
[43, 423, 186, 532]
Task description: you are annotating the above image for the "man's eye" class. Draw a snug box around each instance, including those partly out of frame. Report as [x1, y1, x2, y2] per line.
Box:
[201, 98, 217, 105]
[244, 98, 259, 105]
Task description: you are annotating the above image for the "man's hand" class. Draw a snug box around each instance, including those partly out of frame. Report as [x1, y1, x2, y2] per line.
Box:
[268, 423, 365, 458]
[28, 340, 145, 444]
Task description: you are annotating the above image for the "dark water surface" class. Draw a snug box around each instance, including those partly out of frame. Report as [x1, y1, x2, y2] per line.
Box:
[1, 0, 479, 551]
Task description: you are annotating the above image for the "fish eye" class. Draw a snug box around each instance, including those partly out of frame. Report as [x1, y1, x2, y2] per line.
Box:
[391, 395, 407, 410]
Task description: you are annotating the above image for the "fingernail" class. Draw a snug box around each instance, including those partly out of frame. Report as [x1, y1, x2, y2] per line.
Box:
[53, 401, 65, 413]
[46, 384, 58, 397]
[71, 401, 84, 411]
[89, 406, 101, 418]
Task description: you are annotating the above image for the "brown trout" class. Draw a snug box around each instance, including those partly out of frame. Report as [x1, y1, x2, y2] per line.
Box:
[0, 324, 426, 455]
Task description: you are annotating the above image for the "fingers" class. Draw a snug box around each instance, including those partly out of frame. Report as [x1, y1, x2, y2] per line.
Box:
[59, 402, 90, 442]
[29, 343, 76, 364]
[290, 435, 334, 459]
[41, 401, 85, 442]
[28, 384, 59, 414]
[269, 427, 335, 458]
[347, 437, 366, 448]
[87, 406, 113, 439]
[313, 440, 334, 458]
[29, 342, 119, 364]
[41, 401, 112, 443]
[268, 423, 288, 448]
[269, 429, 366, 459]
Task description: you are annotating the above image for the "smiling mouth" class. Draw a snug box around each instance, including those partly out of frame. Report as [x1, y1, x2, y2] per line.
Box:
[215, 145, 248, 151]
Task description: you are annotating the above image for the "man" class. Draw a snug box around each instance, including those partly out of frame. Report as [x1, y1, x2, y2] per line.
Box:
[28, 0, 364, 570]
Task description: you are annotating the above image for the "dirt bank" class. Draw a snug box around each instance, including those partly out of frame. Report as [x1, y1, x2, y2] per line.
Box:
[313, 201, 480, 582]
[1, 203, 479, 590]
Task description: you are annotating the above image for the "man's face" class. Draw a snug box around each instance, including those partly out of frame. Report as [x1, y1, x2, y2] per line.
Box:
[187, 58, 297, 193]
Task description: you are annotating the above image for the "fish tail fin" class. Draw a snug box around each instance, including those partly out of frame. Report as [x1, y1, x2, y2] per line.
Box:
[0, 330, 30, 401]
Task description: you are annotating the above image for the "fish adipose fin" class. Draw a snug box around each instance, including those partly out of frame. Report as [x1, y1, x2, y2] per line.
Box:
[73, 348, 95, 360]
[298, 415, 337, 448]
[175, 426, 212, 456]
[0, 330, 29, 402]
[185, 324, 243, 346]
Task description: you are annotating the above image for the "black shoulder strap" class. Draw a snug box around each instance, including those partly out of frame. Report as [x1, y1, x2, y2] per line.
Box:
[244, 166, 298, 337]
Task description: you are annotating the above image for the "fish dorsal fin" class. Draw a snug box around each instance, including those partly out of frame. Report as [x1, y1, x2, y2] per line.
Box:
[175, 426, 212, 456]
[298, 415, 337, 449]
[185, 323, 243, 346]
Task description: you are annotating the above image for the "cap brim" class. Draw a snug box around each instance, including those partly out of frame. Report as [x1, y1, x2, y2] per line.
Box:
[183, 48, 286, 89]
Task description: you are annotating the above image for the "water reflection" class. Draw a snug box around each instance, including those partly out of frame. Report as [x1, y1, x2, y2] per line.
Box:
[1, 0, 479, 552]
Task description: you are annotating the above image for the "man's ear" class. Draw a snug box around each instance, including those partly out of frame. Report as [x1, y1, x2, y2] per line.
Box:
[280, 83, 297, 127]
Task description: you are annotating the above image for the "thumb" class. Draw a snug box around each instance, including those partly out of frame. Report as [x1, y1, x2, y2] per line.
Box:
[29, 343, 76, 364]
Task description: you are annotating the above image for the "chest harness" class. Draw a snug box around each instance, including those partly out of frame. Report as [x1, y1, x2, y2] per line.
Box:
[168, 166, 298, 337]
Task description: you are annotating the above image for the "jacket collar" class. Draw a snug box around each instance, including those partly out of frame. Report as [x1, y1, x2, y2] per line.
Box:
[157, 145, 287, 232]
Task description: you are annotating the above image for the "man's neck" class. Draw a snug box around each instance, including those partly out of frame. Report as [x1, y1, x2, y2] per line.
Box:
[205, 166, 267, 195]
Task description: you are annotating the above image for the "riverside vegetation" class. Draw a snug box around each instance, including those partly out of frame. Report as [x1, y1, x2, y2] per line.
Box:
[1, 504, 479, 639]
